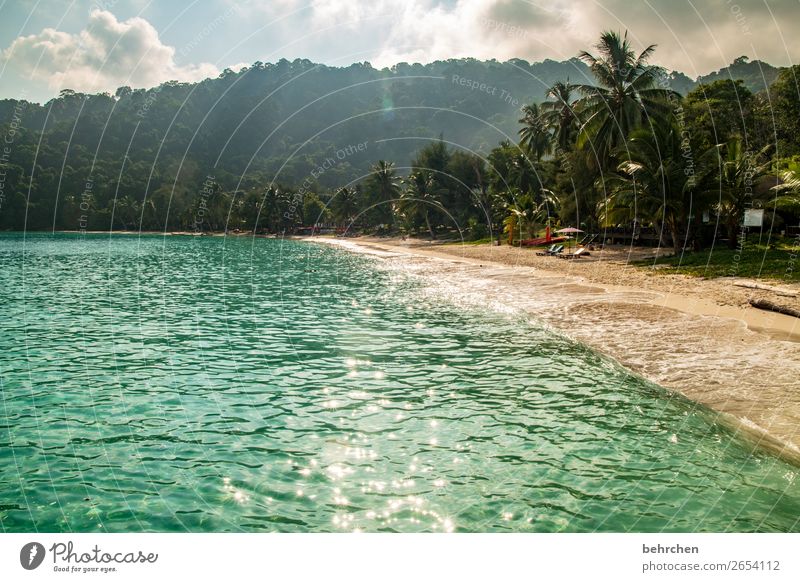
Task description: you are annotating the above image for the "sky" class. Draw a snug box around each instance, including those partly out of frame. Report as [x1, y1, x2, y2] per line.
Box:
[0, 0, 797, 102]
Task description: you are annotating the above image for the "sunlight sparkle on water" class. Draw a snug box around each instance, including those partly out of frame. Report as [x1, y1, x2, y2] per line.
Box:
[326, 463, 355, 480]
[222, 479, 249, 505]
[4, 235, 799, 533]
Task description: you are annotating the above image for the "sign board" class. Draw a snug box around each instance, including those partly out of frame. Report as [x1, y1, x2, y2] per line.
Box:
[743, 208, 764, 227]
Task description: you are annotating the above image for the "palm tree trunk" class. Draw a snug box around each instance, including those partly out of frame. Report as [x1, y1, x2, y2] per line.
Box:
[668, 216, 683, 255]
[424, 209, 435, 240]
[727, 219, 740, 250]
[671, 230, 682, 255]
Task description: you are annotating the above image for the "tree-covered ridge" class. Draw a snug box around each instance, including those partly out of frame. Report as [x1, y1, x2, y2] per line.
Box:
[695, 56, 782, 94]
[0, 52, 796, 236]
[0, 57, 593, 230]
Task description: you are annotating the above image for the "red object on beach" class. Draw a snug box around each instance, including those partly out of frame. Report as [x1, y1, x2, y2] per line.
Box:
[519, 236, 566, 247]
[545, 225, 551, 242]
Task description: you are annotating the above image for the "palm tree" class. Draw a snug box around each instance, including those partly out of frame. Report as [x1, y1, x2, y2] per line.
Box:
[576, 30, 676, 165]
[605, 124, 714, 254]
[504, 190, 559, 243]
[488, 141, 543, 198]
[113, 195, 140, 230]
[769, 161, 800, 213]
[241, 189, 265, 230]
[367, 160, 401, 227]
[200, 182, 230, 232]
[400, 172, 443, 240]
[540, 81, 579, 152]
[331, 186, 359, 227]
[518, 103, 551, 161]
[710, 138, 771, 249]
[140, 197, 158, 230]
[259, 186, 281, 232]
[502, 212, 518, 246]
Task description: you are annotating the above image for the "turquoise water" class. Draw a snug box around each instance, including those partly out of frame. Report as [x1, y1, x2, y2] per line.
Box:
[0, 233, 797, 532]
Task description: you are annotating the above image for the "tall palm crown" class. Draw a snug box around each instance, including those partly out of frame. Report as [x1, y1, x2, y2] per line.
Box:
[401, 171, 443, 240]
[576, 30, 676, 164]
[518, 103, 551, 161]
[770, 162, 800, 213]
[332, 186, 359, 226]
[539, 81, 579, 151]
[366, 160, 401, 225]
[372, 160, 401, 201]
[605, 123, 715, 253]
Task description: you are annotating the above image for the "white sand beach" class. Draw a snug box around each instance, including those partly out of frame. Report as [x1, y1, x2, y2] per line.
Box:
[310, 236, 800, 463]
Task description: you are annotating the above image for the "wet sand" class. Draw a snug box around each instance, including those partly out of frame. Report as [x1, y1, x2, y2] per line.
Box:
[309, 236, 800, 464]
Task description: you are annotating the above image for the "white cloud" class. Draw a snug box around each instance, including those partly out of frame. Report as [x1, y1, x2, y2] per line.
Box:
[234, 0, 576, 67]
[0, 9, 219, 93]
[353, 0, 796, 73]
[2, 0, 798, 100]
[234, 0, 799, 76]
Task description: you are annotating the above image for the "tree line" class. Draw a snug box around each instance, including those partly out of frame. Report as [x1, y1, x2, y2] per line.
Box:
[258, 33, 800, 254]
[0, 41, 798, 249]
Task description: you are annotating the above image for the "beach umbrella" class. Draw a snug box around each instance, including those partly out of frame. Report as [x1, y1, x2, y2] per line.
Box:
[556, 227, 584, 250]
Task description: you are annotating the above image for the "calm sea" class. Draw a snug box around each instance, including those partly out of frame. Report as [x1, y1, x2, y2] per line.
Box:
[0, 233, 797, 532]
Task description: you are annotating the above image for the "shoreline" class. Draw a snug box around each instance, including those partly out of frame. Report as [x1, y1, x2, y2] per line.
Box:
[49, 230, 254, 236]
[308, 235, 800, 464]
[321, 237, 800, 339]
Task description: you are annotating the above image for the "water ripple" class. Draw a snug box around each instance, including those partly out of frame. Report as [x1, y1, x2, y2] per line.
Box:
[0, 233, 797, 532]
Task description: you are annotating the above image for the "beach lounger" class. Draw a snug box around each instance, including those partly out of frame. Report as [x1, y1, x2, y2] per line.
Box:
[536, 244, 563, 256]
[558, 247, 590, 259]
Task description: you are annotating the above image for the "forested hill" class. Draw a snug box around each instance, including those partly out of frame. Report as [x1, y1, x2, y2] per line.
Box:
[0, 56, 785, 230]
[665, 57, 781, 95]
